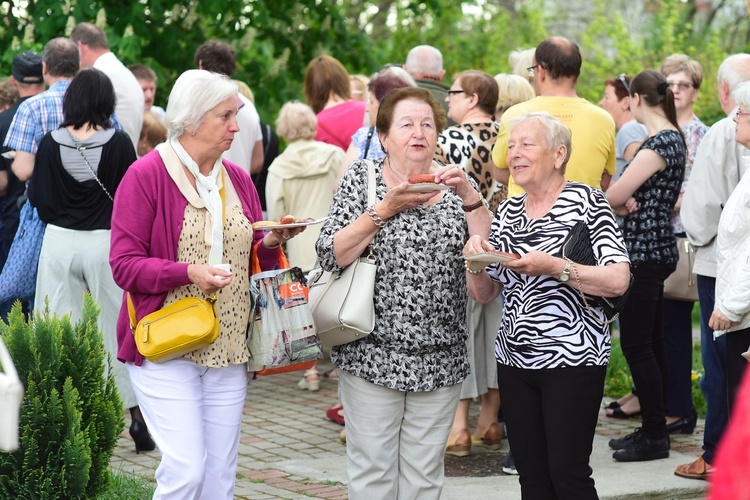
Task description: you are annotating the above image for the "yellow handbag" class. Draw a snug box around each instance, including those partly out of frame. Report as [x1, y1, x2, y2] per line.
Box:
[127, 293, 220, 363]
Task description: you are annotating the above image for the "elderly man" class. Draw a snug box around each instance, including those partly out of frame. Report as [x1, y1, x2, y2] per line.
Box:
[403, 45, 455, 126]
[677, 52, 750, 482]
[70, 22, 144, 148]
[491, 37, 616, 197]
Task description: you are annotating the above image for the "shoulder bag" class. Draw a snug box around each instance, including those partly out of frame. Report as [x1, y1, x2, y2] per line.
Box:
[128, 293, 220, 363]
[307, 160, 377, 348]
[663, 237, 698, 302]
[557, 221, 633, 323]
[0, 199, 45, 303]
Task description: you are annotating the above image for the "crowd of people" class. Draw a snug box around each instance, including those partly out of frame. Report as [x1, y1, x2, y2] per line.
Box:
[0, 23, 749, 499]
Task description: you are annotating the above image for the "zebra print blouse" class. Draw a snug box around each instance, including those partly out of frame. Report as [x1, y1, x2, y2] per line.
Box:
[487, 182, 630, 369]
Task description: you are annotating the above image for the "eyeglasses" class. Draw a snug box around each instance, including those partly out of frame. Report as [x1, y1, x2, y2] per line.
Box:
[666, 81, 694, 90]
[526, 64, 540, 77]
[617, 74, 630, 93]
[447, 89, 466, 97]
[735, 109, 750, 119]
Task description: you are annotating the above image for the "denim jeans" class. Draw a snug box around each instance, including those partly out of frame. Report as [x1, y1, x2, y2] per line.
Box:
[696, 274, 727, 465]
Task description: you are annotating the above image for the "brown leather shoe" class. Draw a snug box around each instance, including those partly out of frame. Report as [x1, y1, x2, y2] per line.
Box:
[674, 457, 713, 480]
[471, 422, 503, 450]
[445, 429, 471, 457]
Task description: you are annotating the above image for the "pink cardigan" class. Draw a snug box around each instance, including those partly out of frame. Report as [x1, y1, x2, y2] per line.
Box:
[110, 150, 279, 365]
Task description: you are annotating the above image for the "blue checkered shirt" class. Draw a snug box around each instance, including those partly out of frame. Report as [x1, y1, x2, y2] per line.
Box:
[3, 80, 70, 154]
[3, 79, 123, 154]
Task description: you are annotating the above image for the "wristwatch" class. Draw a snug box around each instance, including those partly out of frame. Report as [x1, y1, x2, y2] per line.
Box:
[558, 260, 571, 282]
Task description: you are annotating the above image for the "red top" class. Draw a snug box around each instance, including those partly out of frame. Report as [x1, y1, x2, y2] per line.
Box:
[314, 100, 366, 150]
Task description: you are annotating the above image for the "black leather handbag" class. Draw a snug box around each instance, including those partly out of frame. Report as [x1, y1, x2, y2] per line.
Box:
[557, 222, 633, 323]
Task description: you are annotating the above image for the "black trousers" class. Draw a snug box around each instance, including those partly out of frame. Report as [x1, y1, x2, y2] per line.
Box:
[497, 363, 606, 500]
[618, 261, 675, 438]
[726, 327, 750, 411]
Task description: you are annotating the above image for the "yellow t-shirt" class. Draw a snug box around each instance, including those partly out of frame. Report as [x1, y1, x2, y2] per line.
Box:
[491, 96, 616, 198]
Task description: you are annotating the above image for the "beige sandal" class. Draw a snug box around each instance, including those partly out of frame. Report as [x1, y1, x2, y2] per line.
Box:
[297, 369, 320, 391]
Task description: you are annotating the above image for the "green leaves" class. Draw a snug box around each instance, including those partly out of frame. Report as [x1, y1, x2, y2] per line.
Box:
[0, 294, 123, 499]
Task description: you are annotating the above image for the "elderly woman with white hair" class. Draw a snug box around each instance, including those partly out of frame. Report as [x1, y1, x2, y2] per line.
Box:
[464, 112, 630, 498]
[708, 81, 750, 417]
[109, 69, 303, 498]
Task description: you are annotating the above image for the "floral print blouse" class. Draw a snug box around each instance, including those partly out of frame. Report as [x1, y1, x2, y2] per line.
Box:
[316, 159, 470, 392]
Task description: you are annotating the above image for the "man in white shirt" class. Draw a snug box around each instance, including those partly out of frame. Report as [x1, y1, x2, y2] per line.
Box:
[70, 22, 144, 149]
[194, 40, 263, 175]
[677, 52, 750, 481]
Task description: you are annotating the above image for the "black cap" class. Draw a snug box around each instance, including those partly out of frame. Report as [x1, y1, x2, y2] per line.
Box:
[12, 51, 43, 84]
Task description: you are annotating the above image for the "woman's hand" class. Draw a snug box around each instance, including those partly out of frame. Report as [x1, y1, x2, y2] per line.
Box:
[502, 250, 559, 277]
[377, 183, 441, 218]
[437, 164, 480, 205]
[463, 235, 495, 256]
[613, 197, 638, 216]
[263, 226, 306, 248]
[708, 308, 734, 332]
[187, 264, 233, 296]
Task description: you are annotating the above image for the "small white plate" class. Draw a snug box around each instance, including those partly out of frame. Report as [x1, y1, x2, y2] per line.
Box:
[465, 252, 520, 264]
[389, 183, 450, 192]
[252, 217, 328, 230]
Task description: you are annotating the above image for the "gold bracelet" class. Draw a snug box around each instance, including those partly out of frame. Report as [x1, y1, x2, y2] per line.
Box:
[570, 262, 596, 316]
[465, 261, 483, 275]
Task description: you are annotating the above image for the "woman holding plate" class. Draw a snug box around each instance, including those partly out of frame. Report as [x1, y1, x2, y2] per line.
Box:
[464, 111, 630, 499]
[316, 86, 490, 499]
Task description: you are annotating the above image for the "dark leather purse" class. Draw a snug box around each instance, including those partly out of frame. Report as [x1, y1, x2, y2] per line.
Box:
[556, 222, 633, 323]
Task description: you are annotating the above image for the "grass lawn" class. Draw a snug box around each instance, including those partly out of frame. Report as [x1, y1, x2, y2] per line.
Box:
[96, 471, 154, 499]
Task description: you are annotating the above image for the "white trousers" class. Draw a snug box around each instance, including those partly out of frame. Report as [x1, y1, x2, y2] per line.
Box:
[339, 371, 461, 500]
[34, 225, 136, 408]
[127, 359, 248, 499]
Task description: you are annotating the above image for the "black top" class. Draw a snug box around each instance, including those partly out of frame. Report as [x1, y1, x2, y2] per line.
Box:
[28, 129, 136, 230]
[0, 96, 30, 254]
[621, 129, 685, 265]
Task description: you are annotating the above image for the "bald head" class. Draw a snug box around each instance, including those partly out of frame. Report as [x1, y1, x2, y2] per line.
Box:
[404, 45, 444, 80]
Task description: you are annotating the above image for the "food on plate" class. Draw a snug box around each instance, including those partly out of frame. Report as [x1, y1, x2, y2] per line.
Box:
[280, 215, 295, 224]
[408, 174, 438, 184]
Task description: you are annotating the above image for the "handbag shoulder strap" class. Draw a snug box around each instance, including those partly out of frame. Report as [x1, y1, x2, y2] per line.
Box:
[126, 293, 137, 331]
[362, 127, 375, 159]
[364, 159, 376, 208]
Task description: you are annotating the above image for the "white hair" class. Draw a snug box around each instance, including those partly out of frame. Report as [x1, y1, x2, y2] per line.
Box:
[732, 81, 750, 110]
[404, 45, 443, 79]
[717, 53, 750, 94]
[165, 69, 238, 140]
[506, 111, 572, 172]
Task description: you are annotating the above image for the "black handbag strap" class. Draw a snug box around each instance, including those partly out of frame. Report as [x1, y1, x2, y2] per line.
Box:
[362, 127, 375, 159]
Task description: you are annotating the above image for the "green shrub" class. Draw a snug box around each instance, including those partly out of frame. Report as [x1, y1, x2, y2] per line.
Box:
[0, 294, 124, 498]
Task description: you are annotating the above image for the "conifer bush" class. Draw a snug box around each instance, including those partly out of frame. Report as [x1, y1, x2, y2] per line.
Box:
[0, 294, 124, 498]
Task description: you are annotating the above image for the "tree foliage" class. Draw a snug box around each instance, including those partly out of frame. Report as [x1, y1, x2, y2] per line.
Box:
[0, 0, 747, 126]
[0, 295, 123, 499]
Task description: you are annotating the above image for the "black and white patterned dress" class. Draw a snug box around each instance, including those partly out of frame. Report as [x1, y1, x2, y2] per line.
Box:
[316, 159, 470, 392]
[621, 129, 685, 264]
[487, 182, 630, 369]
